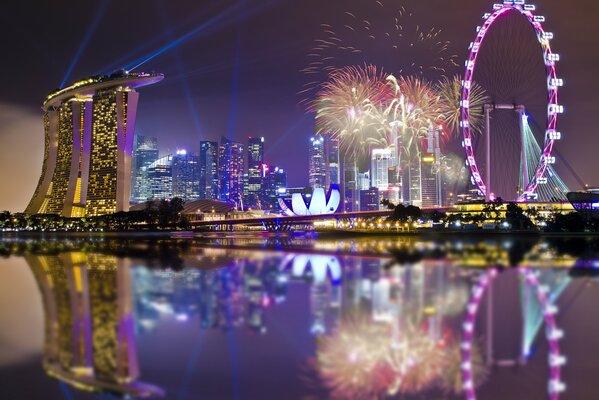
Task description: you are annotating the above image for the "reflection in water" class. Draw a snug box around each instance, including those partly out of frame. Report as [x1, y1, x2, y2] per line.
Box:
[13, 236, 584, 398]
[26, 252, 164, 398]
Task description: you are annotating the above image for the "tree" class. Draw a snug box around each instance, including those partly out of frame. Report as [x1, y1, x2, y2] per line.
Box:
[380, 198, 396, 210]
[547, 212, 586, 233]
[505, 202, 533, 230]
[482, 197, 503, 227]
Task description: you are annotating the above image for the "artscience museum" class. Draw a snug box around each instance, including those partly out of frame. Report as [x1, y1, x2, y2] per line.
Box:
[278, 185, 341, 216]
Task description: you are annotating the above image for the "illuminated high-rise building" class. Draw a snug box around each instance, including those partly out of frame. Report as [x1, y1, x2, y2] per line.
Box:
[360, 187, 380, 211]
[218, 137, 244, 207]
[145, 155, 173, 200]
[131, 135, 159, 203]
[25, 71, 164, 216]
[264, 165, 287, 210]
[172, 150, 200, 201]
[325, 137, 340, 187]
[421, 129, 443, 208]
[371, 148, 393, 189]
[199, 141, 219, 199]
[246, 136, 265, 208]
[309, 136, 326, 188]
[342, 160, 359, 212]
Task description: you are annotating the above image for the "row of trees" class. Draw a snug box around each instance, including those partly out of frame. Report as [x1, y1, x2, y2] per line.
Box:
[0, 199, 188, 232]
[381, 198, 599, 233]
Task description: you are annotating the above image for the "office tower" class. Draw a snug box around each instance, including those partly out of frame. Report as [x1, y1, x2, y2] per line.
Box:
[145, 155, 173, 200]
[264, 165, 287, 210]
[358, 171, 370, 191]
[421, 129, 443, 207]
[371, 148, 393, 189]
[342, 160, 359, 212]
[172, 150, 200, 201]
[218, 137, 244, 207]
[360, 187, 380, 211]
[131, 135, 159, 203]
[199, 141, 219, 200]
[246, 136, 265, 208]
[309, 136, 326, 188]
[25, 71, 164, 216]
[325, 137, 340, 187]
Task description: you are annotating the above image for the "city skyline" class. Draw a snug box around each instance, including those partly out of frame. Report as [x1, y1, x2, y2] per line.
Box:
[1, 0, 599, 211]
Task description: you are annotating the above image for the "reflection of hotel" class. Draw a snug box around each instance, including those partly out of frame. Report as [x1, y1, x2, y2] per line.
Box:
[25, 71, 164, 217]
[25, 253, 163, 397]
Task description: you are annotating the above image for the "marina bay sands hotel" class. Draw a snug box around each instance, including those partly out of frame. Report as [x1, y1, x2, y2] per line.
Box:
[25, 71, 164, 217]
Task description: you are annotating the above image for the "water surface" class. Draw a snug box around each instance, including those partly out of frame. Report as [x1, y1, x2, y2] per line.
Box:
[0, 234, 598, 399]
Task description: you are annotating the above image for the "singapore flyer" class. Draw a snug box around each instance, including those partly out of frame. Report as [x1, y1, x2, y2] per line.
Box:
[460, 1, 563, 202]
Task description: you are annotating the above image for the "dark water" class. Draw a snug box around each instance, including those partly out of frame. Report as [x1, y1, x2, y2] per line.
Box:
[1, 234, 599, 400]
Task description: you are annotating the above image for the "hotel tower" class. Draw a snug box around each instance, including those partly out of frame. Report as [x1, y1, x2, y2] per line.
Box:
[25, 71, 164, 217]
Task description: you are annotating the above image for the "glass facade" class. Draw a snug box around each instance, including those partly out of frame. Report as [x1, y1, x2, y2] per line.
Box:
[218, 137, 244, 207]
[199, 141, 219, 200]
[246, 137, 264, 208]
[131, 135, 159, 203]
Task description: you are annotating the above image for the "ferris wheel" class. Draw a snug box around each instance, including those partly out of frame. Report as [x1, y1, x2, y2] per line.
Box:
[460, 1, 563, 202]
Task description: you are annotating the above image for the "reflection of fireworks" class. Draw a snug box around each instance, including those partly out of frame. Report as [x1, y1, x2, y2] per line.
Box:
[311, 64, 391, 159]
[437, 75, 489, 136]
[441, 339, 488, 394]
[316, 316, 449, 398]
[316, 318, 395, 399]
[300, 0, 459, 101]
[432, 281, 470, 317]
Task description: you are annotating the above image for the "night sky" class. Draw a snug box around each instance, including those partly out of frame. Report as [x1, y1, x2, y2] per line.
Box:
[1, 0, 598, 211]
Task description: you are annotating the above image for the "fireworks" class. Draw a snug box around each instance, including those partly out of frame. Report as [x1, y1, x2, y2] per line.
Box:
[300, 0, 459, 102]
[311, 64, 391, 160]
[315, 315, 481, 398]
[437, 75, 489, 136]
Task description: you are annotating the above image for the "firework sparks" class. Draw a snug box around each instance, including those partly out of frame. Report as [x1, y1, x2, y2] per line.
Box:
[437, 75, 490, 136]
[300, 0, 459, 103]
[311, 64, 391, 161]
[315, 315, 468, 398]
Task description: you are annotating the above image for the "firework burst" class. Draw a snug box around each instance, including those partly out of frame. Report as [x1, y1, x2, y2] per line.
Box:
[311, 64, 391, 160]
[437, 75, 490, 136]
[315, 315, 456, 398]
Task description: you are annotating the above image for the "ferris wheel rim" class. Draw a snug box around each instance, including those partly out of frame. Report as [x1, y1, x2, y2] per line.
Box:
[460, 1, 562, 202]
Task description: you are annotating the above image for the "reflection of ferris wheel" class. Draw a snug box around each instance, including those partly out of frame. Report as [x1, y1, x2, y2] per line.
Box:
[460, 1, 563, 202]
[461, 269, 566, 400]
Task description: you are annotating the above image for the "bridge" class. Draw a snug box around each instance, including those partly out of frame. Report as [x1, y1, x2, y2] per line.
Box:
[191, 209, 394, 231]
[190, 207, 452, 232]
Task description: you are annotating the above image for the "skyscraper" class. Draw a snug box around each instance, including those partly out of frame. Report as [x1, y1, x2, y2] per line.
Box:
[371, 148, 393, 189]
[246, 137, 265, 208]
[131, 135, 159, 203]
[325, 137, 340, 187]
[172, 150, 200, 201]
[309, 136, 326, 188]
[342, 160, 359, 212]
[199, 141, 219, 199]
[145, 155, 173, 200]
[218, 137, 244, 207]
[421, 129, 443, 207]
[360, 187, 380, 211]
[264, 165, 287, 210]
[25, 71, 164, 217]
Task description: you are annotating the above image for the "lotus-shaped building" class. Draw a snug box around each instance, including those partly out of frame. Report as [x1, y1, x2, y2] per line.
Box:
[278, 185, 340, 216]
